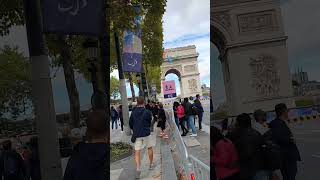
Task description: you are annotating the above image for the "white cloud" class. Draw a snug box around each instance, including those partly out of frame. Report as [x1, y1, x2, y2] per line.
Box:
[163, 0, 210, 87]
[163, 0, 210, 42]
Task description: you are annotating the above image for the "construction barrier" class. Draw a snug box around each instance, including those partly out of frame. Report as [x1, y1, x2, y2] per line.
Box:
[165, 107, 210, 180]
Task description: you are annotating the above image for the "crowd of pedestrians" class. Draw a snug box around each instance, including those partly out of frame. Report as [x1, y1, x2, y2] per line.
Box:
[0, 136, 40, 180]
[211, 103, 301, 180]
[0, 95, 205, 180]
[128, 95, 205, 179]
[173, 94, 204, 137]
[63, 109, 108, 180]
[0, 108, 108, 180]
[110, 105, 124, 132]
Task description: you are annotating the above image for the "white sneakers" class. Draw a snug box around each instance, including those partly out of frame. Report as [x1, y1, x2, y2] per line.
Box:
[190, 134, 197, 137]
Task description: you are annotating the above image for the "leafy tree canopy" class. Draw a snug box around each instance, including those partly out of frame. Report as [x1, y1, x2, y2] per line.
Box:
[110, 76, 120, 99]
[0, 46, 33, 119]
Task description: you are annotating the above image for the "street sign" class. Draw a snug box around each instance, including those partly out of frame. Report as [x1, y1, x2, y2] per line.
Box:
[42, 0, 104, 35]
[162, 80, 177, 99]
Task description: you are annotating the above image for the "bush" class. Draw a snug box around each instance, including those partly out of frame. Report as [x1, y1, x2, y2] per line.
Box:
[111, 142, 132, 162]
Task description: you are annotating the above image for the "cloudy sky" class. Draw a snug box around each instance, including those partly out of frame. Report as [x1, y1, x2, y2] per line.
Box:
[112, 0, 211, 97]
[163, 0, 210, 95]
[212, 0, 320, 106]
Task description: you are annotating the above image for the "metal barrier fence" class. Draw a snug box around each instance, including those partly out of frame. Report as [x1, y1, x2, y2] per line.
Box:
[189, 155, 210, 180]
[164, 106, 210, 180]
[212, 105, 320, 125]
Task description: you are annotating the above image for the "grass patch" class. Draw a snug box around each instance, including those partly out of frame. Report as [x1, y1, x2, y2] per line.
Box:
[212, 111, 228, 120]
[111, 142, 132, 162]
[295, 99, 314, 107]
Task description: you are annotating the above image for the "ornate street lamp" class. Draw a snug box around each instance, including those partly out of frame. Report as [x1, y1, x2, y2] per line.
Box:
[83, 38, 107, 109]
[83, 38, 99, 93]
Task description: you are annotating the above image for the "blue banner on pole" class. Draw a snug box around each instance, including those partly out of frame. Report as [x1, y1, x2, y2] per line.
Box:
[122, 29, 142, 72]
[123, 53, 143, 72]
[42, 0, 104, 36]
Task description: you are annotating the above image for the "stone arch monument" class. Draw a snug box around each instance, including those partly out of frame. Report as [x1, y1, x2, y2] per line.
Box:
[161, 45, 202, 98]
[211, 0, 294, 115]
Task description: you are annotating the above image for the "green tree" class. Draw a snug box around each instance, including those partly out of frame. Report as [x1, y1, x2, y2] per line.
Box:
[111, 0, 166, 96]
[144, 64, 161, 93]
[46, 35, 88, 128]
[110, 76, 120, 99]
[0, 46, 33, 119]
[0, 0, 24, 36]
[1, 0, 166, 126]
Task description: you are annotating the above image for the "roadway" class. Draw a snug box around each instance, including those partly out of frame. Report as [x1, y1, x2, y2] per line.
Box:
[291, 119, 320, 180]
[183, 101, 211, 166]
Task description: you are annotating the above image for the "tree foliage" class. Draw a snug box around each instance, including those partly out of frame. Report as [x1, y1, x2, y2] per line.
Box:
[110, 0, 166, 93]
[1, 0, 166, 117]
[0, 46, 33, 119]
[110, 76, 120, 99]
[0, 0, 24, 36]
[144, 64, 161, 93]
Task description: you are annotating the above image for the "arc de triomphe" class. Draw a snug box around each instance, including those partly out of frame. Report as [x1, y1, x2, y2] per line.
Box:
[211, 0, 294, 115]
[161, 45, 202, 99]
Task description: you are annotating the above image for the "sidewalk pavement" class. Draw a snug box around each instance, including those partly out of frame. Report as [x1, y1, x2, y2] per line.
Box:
[110, 127, 162, 180]
[165, 108, 210, 167]
[180, 119, 210, 166]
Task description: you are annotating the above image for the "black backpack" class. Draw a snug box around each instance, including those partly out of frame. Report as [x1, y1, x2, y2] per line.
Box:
[191, 104, 199, 115]
[3, 152, 20, 177]
[262, 131, 282, 170]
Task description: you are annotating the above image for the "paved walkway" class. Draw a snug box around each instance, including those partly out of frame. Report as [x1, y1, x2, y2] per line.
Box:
[111, 101, 211, 179]
[166, 104, 211, 167]
[110, 127, 162, 180]
[183, 121, 210, 166]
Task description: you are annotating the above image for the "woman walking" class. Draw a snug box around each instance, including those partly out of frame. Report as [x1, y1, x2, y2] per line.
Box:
[157, 103, 168, 139]
[118, 105, 124, 132]
[177, 102, 188, 136]
[111, 106, 119, 130]
[173, 102, 180, 129]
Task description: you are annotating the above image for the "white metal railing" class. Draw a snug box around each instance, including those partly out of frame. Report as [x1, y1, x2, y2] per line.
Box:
[189, 155, 210, 180]
[164, 106, 210, 180]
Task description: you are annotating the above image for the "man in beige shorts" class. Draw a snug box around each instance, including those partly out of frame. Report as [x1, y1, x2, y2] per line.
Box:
[129, 97, 155, 179]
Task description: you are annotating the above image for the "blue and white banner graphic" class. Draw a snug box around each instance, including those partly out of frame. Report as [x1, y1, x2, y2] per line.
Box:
[42, 0, 104, 35]
[122, 30, 142, 72]
[266, 106, 320, 122]
[122, 6, 143, 73]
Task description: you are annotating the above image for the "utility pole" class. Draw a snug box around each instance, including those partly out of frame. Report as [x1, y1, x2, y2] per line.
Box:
[114, 32, 131, 135]
[23, 0, 62, 179]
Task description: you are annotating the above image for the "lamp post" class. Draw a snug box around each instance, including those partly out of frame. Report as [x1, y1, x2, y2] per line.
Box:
[136, 74, 143, 96]
[83, 38, 108, 109]
[83, 39, 99, 94]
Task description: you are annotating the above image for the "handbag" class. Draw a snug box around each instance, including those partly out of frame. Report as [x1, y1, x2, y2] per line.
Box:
[131, 136, 136, 143]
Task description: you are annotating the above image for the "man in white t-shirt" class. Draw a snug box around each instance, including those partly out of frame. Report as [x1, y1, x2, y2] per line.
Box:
[253, 109, 269, 135]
